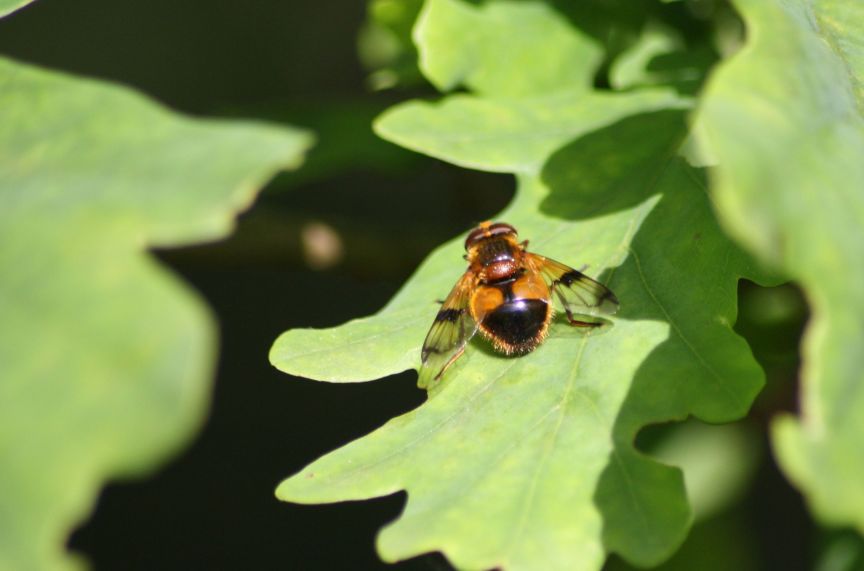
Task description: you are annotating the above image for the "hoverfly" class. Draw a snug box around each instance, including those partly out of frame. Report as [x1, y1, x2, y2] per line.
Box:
[419, 221, 619, 387]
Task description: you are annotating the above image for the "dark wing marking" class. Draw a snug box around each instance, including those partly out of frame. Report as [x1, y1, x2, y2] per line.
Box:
[418, 271, 478, 388]
[525, 253, 619, 322]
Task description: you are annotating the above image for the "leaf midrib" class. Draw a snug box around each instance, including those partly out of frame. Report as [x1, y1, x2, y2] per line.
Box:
[629, 247, 746, 411]
[502, 333, 594, 567]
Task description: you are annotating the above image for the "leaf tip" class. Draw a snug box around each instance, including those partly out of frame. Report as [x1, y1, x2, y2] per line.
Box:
[275, 473, 313, 503]
[267, 333, 288, 370]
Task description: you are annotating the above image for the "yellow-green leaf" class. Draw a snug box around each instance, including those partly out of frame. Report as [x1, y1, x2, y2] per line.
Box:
[272, 105, 765, 569]
[698, 0, 864, 532]
[415, 0, 602, 96]
[0, 0, 34, 18]
[0, 57, 311, 570]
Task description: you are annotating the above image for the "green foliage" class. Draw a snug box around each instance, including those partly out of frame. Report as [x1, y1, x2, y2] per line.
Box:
[698, 0, 864, 533]
[376, 89, 684, 174]
[0, 0, 33, 18]
[274, 154, 766, 569]
[646, 421, 759, 523]
[248, 101, 419, 189]
[609, 23, 716, 96]
[358, 0, 426, 89]
[0, 57, 310, 570]
[415, 0, 601, 96]
[271, 1, 782, 569]
[7, 0, 854, 567]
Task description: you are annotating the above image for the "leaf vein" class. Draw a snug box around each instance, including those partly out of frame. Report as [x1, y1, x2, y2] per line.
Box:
[504, 332, 593, 562]
[629, 247, 745, 409]
[314, 358, 520, 486]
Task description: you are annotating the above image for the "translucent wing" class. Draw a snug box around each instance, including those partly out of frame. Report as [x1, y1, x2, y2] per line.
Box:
[525, 252, 619, 323]
[418, 271, 478, 388]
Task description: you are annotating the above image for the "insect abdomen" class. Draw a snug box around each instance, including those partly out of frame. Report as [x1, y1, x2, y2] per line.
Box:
[481, 299, 550, 354]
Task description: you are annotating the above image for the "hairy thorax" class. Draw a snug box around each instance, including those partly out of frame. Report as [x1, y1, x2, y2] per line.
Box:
[469, 235, 522, 284]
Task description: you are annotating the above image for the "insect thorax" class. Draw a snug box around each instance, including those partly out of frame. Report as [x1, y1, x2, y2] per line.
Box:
[471, 237, 521, 283]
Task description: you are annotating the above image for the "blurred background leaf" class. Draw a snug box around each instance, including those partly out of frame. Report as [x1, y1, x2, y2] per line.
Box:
[699, 0, 864, 534]
[0, 0, 34, 18]
[609, 22, 715, 95]
[0, 56, 309, 570]
[358, 0, 426, 90]
[414, 0, 602, 96]
[644, 420, 760, 522]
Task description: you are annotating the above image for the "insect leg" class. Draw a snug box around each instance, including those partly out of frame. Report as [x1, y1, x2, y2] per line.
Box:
[434, 346, 466, 381]
[556, 290, 603, 328]
[566, 318, 603, 328]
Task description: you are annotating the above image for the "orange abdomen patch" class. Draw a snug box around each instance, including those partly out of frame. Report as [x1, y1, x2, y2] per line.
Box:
[511, 272, 548, 301]
[470, 286, 505, 322]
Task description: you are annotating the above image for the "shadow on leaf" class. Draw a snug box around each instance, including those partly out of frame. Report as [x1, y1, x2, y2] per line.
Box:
[538, 108, 764, 565]
[540, 109, 688, 220]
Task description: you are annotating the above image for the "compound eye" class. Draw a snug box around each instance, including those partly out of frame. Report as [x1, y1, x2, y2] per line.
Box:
[464, 227, 487, 250]
[488, 222, 517, 237]
[464, 221, 518, 250]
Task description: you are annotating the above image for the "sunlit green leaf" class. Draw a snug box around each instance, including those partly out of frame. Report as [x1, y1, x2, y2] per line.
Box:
[269, 1, 780, 568]
[698, 0, 864, 532]
[415, 0, 602, 96]
[375, 89, 687, 174]
[0, 57, 310, 570]
[272, 104, 766, 569]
